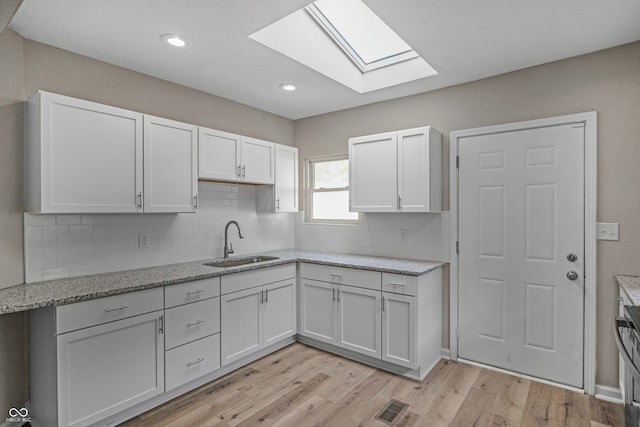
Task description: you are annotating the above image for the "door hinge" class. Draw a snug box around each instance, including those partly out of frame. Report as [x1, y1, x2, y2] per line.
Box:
[456, 156, 460, 169]
[456, 241, 459, 254]
[456, 325, 459, 340]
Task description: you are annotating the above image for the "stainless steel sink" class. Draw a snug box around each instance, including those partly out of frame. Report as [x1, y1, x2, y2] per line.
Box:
[203, 256, 279, 268]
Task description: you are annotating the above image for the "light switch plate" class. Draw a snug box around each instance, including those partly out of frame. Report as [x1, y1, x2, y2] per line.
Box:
[596, 223, 619, 241]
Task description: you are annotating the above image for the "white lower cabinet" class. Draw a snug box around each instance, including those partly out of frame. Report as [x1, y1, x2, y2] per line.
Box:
[165, 334, 221, 391]
[300, 278, 381, 359]
[300, 263, 442, 379]
[220, 264, 296, 365]
[30, 288, 165, 427]
[381, 292, 416, 368]
[57, 312, 164, 427]
[300, 279, 339, 345]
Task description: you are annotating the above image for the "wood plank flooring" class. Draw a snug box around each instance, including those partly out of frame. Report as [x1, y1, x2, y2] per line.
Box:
[120, 343, 623, 427]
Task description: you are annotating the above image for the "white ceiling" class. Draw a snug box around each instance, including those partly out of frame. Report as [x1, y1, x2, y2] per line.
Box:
[9, 0, 640, 120]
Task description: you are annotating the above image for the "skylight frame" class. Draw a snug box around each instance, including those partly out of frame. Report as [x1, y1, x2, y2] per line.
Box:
[305, 1, 420, 73]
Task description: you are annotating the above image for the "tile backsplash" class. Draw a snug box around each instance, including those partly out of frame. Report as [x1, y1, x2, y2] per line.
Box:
[24, 182, 296, 283]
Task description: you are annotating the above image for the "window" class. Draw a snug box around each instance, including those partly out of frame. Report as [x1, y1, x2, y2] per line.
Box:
[305, 155, 359, 224]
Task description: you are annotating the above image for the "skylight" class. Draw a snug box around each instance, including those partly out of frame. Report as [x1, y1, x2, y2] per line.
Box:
[249, 0, 437, 93]
[305, 0, 419, 72]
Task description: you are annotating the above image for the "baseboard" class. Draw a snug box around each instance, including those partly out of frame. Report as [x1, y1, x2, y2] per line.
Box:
[594, 384, 623, 403]
[441, 348, 450, 359]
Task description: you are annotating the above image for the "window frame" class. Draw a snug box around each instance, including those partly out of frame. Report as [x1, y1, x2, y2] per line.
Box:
[304, 153, 359, 225]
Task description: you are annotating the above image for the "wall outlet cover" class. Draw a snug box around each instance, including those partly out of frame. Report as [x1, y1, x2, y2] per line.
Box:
[596, 223, 619, 241]
[139, 232, 151, 248]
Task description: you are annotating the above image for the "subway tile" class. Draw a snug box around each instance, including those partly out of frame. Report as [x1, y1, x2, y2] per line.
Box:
[42, 225, 69, 236]
[30, 257, 57, 271]
[69, 224, 92, 234]
[29, 236, 57, 249]
[28, 215, 56, 226]
[43, 267, 70, 281]
[27, 226, 43, 237]
[81, 215, 104, 225]
[56, 215, 82, 225]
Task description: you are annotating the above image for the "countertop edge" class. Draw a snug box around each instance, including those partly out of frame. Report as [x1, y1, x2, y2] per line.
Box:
[0, 251, 447, 314]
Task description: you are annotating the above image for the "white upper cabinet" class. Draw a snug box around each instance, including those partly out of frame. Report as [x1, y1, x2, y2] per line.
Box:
[349, 126, 442, 213]
[198, 127, 241, 182]
[198, 127, 275, 184]
[241, 136, 275, 184]
[143, 115, 198, 213]
[256, 144, 298, 213]
[26, 91, 198, 213]
[26, 91, 143, 213]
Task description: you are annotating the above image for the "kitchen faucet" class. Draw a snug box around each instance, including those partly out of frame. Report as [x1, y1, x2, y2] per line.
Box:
[224, 220, 244, 258]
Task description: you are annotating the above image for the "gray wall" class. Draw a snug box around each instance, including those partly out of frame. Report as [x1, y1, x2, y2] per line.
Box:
[0, 30, 295, 416]
[295, 41, 640, 388]
[0, 28, 28, 417]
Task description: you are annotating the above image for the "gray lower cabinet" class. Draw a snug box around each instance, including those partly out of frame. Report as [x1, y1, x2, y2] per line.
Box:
[30, 288, 165, 427]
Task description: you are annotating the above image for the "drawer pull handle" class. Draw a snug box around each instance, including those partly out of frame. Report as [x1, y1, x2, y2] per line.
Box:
[186, 320, 205, 327]
[186, 289, 205, 296]
[389, 283, 406, 287]
[330, 273, 342, 281]
[186, 357, 205, 367]
[104, 304, 131, 312]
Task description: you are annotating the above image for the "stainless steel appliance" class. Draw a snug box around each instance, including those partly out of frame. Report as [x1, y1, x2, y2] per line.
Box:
[615, 304, 640, 426]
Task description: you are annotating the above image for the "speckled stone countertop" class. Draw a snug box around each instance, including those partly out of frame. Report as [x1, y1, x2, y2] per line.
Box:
[0, 249, 445, 315]
[616, 274, 640, 305]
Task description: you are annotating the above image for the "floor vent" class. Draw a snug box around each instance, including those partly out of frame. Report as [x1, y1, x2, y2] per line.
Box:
[375, 399, 409, 425]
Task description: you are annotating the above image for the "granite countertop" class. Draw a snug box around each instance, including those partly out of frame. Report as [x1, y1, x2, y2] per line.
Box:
[616, 274, 640, 305]
[0, 249, 445, 315]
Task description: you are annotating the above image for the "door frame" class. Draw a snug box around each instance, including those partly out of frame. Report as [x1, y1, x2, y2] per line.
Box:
[449, 112, 597, 394]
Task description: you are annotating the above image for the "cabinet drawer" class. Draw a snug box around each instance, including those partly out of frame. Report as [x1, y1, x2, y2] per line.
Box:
[300, 263, 381, 291]
[221, 263, 296, 295]
[382, 273, 417, 296]
[165, 277, 220, 308]
[57, 287, 163, 334]
[165, 334, 220, 391]
[165, 297, 220, 350]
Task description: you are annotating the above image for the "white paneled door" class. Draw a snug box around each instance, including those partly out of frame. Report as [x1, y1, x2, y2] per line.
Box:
[458, 123, 585, 388]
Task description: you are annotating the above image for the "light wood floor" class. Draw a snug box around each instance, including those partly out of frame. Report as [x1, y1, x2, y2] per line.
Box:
[120, 343, 623, 427]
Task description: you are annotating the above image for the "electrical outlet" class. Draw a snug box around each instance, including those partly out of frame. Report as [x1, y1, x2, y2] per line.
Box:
[139, 232, 150, 248]
[400, 229, 408, 241]
[596, 223, 619, 241]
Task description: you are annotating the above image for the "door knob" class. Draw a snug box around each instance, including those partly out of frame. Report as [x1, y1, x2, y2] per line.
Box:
[567, 271, 579, 281]
[567, 253, 578, 262]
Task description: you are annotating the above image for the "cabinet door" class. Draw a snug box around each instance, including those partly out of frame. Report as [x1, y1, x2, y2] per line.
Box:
[337, 285, 381, 358]
[221, 287, 262, 365]
[300, 279, 338, 345]
[198, 127, 241, 182]
[241, 137, 274, 184]
[144, 115, 198, 213]
[32, 91, 143, 213]
[349, 132, 397, 212]
[397, 127, 441, 212]
[274, 144, 298, 212]
[397, 127, 430, 212]
[382, 293, 417, 368]
[263, 279, 296, 346]
[57, 311, 164, 427]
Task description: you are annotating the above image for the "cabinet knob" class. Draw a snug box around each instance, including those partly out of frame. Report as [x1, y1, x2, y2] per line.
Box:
[567, 271, 579, 281]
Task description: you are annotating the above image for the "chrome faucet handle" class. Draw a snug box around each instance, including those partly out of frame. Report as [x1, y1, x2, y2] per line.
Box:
[228, 243, 234, 254]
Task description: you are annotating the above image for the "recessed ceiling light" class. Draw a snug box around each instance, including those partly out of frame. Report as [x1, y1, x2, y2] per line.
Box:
[160, 34, 191, 48]
[279, 83, 297, 91]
